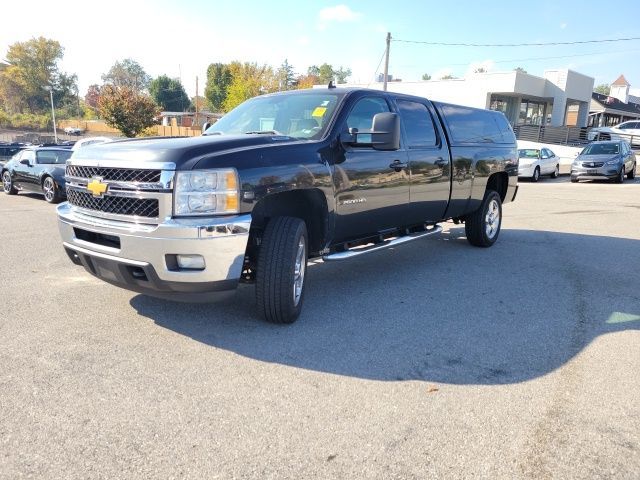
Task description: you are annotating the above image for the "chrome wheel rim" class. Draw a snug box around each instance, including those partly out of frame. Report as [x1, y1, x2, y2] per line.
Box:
[485, 199, 501, 240]
[533, 169, 539, 181]
[293, 236, 306, 306]
[2, 172, 10, 192]
[43, 178, 54, 201]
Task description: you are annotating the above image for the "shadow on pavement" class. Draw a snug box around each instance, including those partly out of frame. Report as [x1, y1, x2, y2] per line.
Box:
[130, 228, 639, 385]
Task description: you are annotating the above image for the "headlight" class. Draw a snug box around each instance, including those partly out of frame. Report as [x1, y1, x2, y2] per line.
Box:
[606, 158, 621, 165]
[174, 169, 239, 216]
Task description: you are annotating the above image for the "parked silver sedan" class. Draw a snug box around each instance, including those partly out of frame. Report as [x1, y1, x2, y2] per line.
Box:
[570, 141, 636, 183]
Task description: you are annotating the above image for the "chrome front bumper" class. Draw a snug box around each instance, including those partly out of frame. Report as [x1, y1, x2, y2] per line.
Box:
[57, 203, 251, 302]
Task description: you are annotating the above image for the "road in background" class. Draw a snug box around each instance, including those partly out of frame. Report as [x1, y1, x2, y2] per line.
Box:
[1, 177, 638, 479]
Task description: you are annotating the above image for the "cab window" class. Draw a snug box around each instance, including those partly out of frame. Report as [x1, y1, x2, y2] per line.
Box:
[346, 97, 390, 143]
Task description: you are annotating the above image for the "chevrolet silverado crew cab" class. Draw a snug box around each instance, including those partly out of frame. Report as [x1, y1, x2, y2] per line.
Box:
[57, 88, 518, 323]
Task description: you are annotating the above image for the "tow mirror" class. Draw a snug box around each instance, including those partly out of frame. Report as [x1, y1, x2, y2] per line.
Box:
[340, 112, 400, 151]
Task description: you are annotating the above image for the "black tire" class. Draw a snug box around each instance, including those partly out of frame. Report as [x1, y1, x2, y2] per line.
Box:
[570, 176, 579, 183]
[550, 164, 559, 179]
[256, 216, 308, 324]
[42, 176, 61, 203]
[628, 163, 636, 180]
[465, 190, 502, 248]
[2, 170, 17, 195]
[614, 167, 625, 184]
[532, 166, 540, 182]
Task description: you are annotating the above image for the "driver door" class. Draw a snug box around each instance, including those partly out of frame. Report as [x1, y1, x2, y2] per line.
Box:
[13, 150, 35, 189]
[333, 95, 410, 242]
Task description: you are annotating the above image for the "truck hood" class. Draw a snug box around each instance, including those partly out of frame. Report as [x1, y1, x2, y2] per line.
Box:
[69, 134, 302, 169]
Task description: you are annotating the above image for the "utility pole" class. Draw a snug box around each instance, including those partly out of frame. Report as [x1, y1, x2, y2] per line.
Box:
[195, 76, 199, 128]
[383, 32, 391, 91]
[45, 86, 58, 144]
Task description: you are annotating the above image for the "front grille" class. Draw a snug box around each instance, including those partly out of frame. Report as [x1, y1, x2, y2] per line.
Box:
[67, 189, 159, 218]
[582, 162, 604, 168]
[66, 165, 161, 183]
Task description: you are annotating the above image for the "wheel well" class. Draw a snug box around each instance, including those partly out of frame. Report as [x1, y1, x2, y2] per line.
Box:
[486, 172, 508, 202]
[250, 189, 329, 255]
[41, 174, 52, 186]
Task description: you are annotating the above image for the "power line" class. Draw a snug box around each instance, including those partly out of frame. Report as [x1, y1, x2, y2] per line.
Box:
[366, 47, 388, 88]
[392, 36, 640, 47]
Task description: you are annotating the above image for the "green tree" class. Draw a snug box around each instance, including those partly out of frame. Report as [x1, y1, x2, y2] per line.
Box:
[223, 62, 277, 112]
[594, 83, 610, 95]
[98, 85, 158, 137]
[440, 74, 457, 80]
[101, 59, 151, 92]
[276, 59, 296, 90]
[474, 67, 486, 73]
[149, 75, 190, 111]
[514, 67, 527, 74]
[204, 63, 233, 112]
[422, 73, 432, 80]
[0, 37, 77, 114]
[307, 64, 351, 84]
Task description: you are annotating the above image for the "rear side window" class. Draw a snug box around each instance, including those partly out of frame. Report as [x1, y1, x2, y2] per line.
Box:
[439, 104, 514, 144]
[397, 100, 438, 147]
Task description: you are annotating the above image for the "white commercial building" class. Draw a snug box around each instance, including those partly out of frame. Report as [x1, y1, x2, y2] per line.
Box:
[342, 69, 595, 128]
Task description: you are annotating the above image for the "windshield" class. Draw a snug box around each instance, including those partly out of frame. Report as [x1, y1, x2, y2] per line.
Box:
[581, 143, 619, 155]
[205, 91, 343, 140]
[518, 149, 539, 158]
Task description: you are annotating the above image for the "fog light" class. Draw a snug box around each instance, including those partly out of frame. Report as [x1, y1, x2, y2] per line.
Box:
[176, 254, 206, 270]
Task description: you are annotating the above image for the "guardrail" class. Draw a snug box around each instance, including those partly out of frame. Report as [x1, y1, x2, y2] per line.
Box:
[514, 125, 640, 150]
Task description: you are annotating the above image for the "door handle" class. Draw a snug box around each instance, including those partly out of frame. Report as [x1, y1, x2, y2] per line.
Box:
[389, 160, 407, 171]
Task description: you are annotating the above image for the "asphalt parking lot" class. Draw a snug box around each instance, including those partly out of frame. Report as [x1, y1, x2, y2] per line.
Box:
[1, 176, 639, 479]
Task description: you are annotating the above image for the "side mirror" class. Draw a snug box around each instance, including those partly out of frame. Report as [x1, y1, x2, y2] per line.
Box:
[20, 158, 31, 166]
[340, 112, 400, 151]
[371, 112, 400, 151]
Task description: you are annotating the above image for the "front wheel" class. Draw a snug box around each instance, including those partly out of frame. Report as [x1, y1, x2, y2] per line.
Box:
[615, 167, 625, 184]
[628, 163, 636, 180]
[465, 190, 502, 248]
[42, 176, 61, 203]
[256, 216, 308, 324]
[550, 164, 559, 178]
[532, 167, 540, 182]
[2, 171, 17, 195]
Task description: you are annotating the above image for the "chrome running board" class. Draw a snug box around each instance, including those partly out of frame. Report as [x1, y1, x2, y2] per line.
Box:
[322, 225, 442, 262]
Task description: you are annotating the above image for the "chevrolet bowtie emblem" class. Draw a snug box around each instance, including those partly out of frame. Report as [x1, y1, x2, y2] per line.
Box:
[87, 177, 108, 197]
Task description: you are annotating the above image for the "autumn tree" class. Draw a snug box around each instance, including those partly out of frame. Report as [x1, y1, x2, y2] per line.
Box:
[0, 37, 77, 114]
[149, 75, 190, 111]
[204, 63, 233, 112]
[85, 84, 101, 109]
[102, 59, 151, 92]
[98, 85, 158, 137]
[223, 62, 278, 112]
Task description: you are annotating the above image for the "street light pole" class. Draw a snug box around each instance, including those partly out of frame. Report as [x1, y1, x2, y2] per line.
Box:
[45, 86, 58, 144]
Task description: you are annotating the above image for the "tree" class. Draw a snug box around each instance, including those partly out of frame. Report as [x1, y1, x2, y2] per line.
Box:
[295, 74, 320, 89]
[307, 64, 351, 84]
[0, 37, 77, 114]
[223, 62, 278, 112]
[422, 73, 432, 81]
[189, 95, 209, 112]
[474, 67, 486, 74]
[149, 75, 190, 111]
[276, 59, 296, 90]
[204, 63, 233, 112]
[101, 59, 151, 92]
[85, 84, 101, 109]
[98, 85, 158, 137]
[514, 67, 527, 74]
[594, 83, 610, 95]
[440, 74, 457, 80]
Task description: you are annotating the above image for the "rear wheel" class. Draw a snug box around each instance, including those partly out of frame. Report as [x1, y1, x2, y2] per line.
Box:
[570, 176, 579, 183]
[532, 166, 540, 182]
[628, 163, 636, 180]
[465, 190, 502, 248]
[42, 176, 61, 203]
[550, 164, 559, 179]
[2, 171, 17, 195]
[256, 216, 308, 324]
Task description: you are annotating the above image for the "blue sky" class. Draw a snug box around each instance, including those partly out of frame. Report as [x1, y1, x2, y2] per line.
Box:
[2, 0, 640, 96]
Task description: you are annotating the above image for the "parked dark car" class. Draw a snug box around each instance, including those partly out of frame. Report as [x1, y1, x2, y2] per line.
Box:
[570, 140, 636, 183]
[0, 142, 29, 163]
[1, 147, 73, 203]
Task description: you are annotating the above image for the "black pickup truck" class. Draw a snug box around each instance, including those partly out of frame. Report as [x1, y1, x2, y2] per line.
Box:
[57, 87, 518, 323]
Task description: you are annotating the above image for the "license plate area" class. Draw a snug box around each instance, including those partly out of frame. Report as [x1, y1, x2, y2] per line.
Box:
[73, 227, 121, 249]
[587, 169, 598, 175]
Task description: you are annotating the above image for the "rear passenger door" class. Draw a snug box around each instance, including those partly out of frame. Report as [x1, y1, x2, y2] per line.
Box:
[396, 98, 451, 223]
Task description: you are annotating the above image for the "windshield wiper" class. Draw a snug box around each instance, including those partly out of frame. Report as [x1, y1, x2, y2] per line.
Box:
[244, 130, 283, 135]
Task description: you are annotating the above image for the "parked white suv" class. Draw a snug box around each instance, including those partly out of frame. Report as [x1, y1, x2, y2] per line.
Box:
[587, 120, 640, 146]
[518, 148, 560, 181]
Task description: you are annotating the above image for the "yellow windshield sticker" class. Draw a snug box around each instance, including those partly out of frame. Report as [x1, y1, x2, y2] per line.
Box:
[312, 106, 327, 117]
